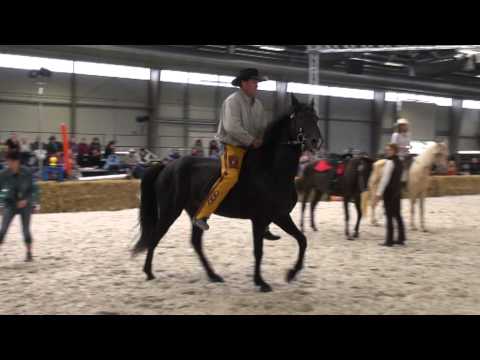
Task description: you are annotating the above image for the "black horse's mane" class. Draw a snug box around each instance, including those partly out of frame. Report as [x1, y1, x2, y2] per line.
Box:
[262, 111, 292, 148]
[262, 102, 313, 148]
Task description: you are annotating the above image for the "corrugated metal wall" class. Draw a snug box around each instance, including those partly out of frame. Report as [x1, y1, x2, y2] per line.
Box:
[1, 66, 480, 158]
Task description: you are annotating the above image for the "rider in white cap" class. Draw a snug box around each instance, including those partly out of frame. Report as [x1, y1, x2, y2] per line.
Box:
[391, 118, 412, 186]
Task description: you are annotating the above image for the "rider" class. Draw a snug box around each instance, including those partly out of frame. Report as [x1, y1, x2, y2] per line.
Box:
[192, 68, 281, 240]
[391, 118, 412, 187]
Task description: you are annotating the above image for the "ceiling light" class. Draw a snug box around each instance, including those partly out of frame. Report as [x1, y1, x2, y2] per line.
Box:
[458, 49, 480, 56]
[384, 62, 404, 67]
[258, 45, 286, 52]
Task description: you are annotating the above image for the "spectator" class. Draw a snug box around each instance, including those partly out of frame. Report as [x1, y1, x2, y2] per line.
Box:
[69, 136, 79, 156]
[103, 153, 121, 171]
[163, 149, 181, 165]
[19, 138, 31, 166]
[0, 137, 6, 165]
[104, 141, 116, 158]
[6, 133, 20, 152]
[89, 138, 102, 167]
[208, 140, 220, 158]
[447, 160, 458, 176]
[191, 139, 204, 157]
[46, 136, 60, 157]
[470, 158, 480, 175]
[125, 148, 141, 166]
[77, 137, 90, 167]
[30, 136, 44, 152]
[125, 148, 145, 179]
[77, 138, 89, 157]
[139, 148, 148, 164]
[56, 137, 64, 153]
[89, 137, 102, 154]
[298, 149, 314, 177]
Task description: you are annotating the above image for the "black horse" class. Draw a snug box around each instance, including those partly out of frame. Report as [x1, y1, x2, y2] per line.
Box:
[298, 155, 373, 240]
[132, 95, 322, 292]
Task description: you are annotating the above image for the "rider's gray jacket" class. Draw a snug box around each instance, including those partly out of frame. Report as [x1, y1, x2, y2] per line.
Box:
[216, 90, 271, 148]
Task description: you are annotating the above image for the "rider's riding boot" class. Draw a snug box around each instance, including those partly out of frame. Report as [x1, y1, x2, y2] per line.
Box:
[193, 218, 210, 231]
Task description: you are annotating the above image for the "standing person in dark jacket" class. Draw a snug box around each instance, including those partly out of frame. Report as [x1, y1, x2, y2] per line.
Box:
[374, 143, 406, 247]
[104, 140, 116, 158]
[0, 151, 40, 261]
[6, 133, 20, 152]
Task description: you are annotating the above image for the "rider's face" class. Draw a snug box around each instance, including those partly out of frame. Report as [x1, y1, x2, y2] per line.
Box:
[241, 79, 258, 98]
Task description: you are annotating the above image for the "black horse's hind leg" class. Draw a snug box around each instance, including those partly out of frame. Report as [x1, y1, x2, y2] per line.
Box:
[353, 193, 362, 238]
[143, 205, 183, 281]
[310, 190, 322, 232]
[191, 225, 224, 283]
[343, 196, 354, 240]
[300, 188, 311, 233]
[143, 223, 171, 281]
[252, 220, 272, 292]
[273, 215, 307, 283]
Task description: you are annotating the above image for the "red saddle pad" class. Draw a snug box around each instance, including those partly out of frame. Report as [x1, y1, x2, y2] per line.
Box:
[314, 160, 333, 173]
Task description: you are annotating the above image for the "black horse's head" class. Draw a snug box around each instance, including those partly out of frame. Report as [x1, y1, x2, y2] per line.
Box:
[288, 94, 323, 151]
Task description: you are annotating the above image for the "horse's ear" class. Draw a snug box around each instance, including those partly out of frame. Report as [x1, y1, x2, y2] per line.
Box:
[291, 94, 300, 108]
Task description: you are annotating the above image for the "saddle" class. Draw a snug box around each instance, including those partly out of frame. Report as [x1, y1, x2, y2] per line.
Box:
[313, 159, 346, 176]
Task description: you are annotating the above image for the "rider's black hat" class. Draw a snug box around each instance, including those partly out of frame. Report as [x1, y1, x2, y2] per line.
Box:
[231, 68, 268, 87]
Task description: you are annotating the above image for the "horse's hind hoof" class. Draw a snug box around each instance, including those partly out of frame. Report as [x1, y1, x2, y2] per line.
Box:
[286, 269, 298, 283]
[259, 284, 273, 293]
[353, 233, 359, 239]
[146, 274, 155, 281]
[312, 227, 318, 232]
[209, 274, 225, 283]
[347, 236, 354, 241]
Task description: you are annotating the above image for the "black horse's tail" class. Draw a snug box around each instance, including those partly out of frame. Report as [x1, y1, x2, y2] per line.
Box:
[132, 163, 166, 256]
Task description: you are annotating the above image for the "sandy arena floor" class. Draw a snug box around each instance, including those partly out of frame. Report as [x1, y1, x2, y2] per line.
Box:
[1, 195, 479, 315]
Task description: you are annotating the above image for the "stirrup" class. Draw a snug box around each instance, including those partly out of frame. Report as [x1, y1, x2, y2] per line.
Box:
[193, 218, 210, 231]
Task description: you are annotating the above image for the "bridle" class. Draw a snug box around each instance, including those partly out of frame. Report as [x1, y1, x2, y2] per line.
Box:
[282, 111, 324, 151]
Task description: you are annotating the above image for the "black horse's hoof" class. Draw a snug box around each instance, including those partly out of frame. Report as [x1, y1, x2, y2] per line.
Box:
[209, 274, 225, 283]
[259, 284, 273, 293]
[353, 233, 359, 238]
[286, 269, 298, 283]
[146, 274, 155, 281]
[312, 227, 318, 232]
[347, 235, 354, 240]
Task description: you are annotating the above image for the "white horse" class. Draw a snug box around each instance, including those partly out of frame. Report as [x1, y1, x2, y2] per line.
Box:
[363, 142, 449, 232]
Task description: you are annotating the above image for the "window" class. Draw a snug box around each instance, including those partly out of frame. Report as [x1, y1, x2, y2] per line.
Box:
[73, 61, 150, 80]
[160, 70, 277, 91]
[462, 100, 480, 110]
[0, 53, 74, 73]
[287, 82, 374, 100]
[385, 92, 452, 107]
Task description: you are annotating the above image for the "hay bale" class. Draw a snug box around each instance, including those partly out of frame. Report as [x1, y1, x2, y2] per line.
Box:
[427, 176, 480, 197]
[39, 180, 140, 213]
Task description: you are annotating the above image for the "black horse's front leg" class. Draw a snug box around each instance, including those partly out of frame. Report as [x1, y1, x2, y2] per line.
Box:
[252, 220, 272, 292]
[273, 215, 307, 283]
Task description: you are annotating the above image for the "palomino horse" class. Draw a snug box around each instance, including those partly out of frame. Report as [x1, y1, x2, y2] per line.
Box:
[364, 142, 449, 232]
[131, 95, 323, 292]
